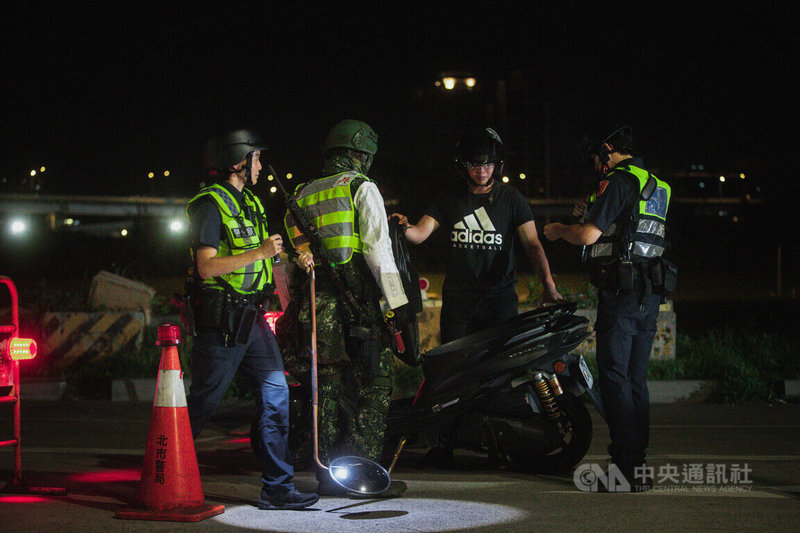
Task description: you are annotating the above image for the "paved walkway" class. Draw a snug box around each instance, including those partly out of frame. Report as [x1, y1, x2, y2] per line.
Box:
[1, 400, 798, 532]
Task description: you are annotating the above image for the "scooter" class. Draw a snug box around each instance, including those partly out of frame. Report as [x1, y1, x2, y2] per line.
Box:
[383, 300, 604, 473]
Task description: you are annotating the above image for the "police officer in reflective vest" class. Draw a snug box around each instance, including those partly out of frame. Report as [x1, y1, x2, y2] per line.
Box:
[281, 119, 408, 497]
[184, 128, 318, 510]
[543, 125, 676, 491]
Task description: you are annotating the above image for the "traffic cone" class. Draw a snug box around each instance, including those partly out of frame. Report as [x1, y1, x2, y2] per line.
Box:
[116, 324, 224, 522]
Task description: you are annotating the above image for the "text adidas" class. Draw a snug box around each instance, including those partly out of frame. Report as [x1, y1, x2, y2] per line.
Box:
[451, 229, 503, 245]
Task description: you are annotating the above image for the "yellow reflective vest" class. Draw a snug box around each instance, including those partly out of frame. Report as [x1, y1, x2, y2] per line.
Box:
[284, 172, 366, 265]
[186, 183, 273, 294]
[589, 163, 671, 264]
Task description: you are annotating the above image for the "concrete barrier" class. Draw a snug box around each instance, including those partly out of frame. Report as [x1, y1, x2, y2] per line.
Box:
[39, 311, 147, 370]
[417, 298, 677, 360]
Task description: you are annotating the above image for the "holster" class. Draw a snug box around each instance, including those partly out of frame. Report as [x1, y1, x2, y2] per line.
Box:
[228, 302, 259, 345]
[194, 288, 262, 346]
[345, 323, 382, 376]
[195, 288, 226, 330]
[175, 294, 197, 337]
[650, 257, 678, 295]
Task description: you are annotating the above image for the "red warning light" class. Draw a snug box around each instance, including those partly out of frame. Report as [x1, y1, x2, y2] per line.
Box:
[4, 338, 37, 361]
[419, 278, 429, 291]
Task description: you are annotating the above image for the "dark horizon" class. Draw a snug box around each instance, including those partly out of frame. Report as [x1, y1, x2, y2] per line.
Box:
[2, 5, 796, 200]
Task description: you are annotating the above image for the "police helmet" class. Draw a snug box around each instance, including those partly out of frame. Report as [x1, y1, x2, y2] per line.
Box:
[323, 119, 378, 156]
[454, 127, 505, 180]
[584, 124, 633, 165]
[204, 129, 268, 174]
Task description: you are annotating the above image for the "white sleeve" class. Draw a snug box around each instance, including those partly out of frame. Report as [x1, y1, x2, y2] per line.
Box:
[353, 181, 409, 310]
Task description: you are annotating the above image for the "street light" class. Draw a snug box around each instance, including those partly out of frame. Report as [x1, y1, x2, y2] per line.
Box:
[168, 219, 184, 233]
[435, 73, 478, 92]
[9, 218, 27, 236]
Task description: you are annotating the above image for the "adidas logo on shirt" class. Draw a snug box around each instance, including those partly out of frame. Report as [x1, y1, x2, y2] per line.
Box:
[450, 207, 504, 249]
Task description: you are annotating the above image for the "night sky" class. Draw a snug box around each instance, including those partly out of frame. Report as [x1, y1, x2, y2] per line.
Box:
[2, 4, 796, 199]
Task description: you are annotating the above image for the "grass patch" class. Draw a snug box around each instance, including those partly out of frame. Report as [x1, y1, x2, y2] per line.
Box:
[584, 328, 800, 403]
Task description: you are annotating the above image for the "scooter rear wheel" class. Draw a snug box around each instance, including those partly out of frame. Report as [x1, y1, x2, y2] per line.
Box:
[506, 392, 593, 474]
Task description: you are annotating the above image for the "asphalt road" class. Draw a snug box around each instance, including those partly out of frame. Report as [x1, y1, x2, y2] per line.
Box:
[1, 399, 799, 532]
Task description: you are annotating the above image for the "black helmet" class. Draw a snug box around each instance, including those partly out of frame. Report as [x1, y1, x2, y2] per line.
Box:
[454, 127, 505, 180]
[583, 124, 633, 165]
[204, 129, 268, 175]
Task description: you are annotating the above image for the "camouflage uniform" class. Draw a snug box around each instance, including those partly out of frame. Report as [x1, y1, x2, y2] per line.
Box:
[280, 253, 394, 465]
[278, 136, 400, 466]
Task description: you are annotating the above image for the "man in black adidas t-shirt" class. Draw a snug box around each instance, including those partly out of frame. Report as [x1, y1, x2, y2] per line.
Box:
[393, 127, 561, 343]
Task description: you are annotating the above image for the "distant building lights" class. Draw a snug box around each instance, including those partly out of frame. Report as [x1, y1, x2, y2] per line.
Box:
[269, 186, 277, 194]
[519, 173, 526, 180]
[148, 172, 155, 179]
[163, 170, 170, 177]
[464, 77, 476, 88]
[442, 77, 456, 90]
[121, 228, 128, 237]
[286, 173, 293, 180]
[30, 170, 36, 177]
[739, 173, 746, 179]
[501, 176, 509, 183]
[719, 176, 725, 183]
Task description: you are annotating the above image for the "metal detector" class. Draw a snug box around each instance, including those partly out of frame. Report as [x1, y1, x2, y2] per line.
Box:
[308, 268, 391, 495]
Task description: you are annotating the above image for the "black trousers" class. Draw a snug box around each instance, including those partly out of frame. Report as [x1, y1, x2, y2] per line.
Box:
[595, 289, 661, 472]
[440, 288, 518, 344]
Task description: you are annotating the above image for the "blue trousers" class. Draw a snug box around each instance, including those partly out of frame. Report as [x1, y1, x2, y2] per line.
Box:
[595, 290, 661, 471]
[187, 315, 294, 496]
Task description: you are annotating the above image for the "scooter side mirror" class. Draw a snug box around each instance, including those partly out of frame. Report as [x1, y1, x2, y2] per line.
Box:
[328, 456, 391, 495]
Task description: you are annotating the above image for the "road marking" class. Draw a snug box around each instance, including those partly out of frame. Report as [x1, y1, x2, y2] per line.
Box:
[543, 488, 785, 498]
[584, 454, 800, 461]
[651, 424, 800, 429]
[0, 447, 143, 455]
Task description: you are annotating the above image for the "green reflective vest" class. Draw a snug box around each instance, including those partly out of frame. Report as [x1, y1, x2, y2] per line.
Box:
[186, 183, 273, 294]
[589, 163, 671, 264]
[284, 172, 366, 265]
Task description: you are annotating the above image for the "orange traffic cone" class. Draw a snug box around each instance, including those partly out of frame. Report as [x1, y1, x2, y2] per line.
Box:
[116, 324, 224, 522]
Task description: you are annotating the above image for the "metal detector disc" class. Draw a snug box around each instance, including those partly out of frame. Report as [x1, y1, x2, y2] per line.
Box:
[328, 456, 391, 495]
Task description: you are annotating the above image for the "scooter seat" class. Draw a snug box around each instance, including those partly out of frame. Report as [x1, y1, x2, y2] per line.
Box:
[422, 301, 577, 361]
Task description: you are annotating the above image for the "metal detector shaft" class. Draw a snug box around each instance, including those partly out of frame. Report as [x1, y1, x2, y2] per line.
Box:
[309, 268, 327, 472]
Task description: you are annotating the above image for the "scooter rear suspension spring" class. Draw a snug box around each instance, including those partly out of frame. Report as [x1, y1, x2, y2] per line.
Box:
[533, 373, 561, 421]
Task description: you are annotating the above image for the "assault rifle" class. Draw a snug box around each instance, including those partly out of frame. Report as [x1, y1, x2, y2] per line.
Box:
[269, 165, 371, 327]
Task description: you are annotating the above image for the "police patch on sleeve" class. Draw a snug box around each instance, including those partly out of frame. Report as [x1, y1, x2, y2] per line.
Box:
[596, 180, 609, 196]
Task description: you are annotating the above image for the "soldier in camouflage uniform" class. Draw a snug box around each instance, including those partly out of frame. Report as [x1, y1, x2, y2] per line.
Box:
[280, 119, 409, 496]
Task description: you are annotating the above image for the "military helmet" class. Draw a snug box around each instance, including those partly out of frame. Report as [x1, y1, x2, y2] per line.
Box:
[323, 119, 378, 156]
[454, 127, 505, 179]
[204, 129, 268, 173]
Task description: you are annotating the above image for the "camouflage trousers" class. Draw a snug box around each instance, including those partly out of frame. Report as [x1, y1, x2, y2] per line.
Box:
[277, 287, 394, 466]
[317, 346, 394, 465]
